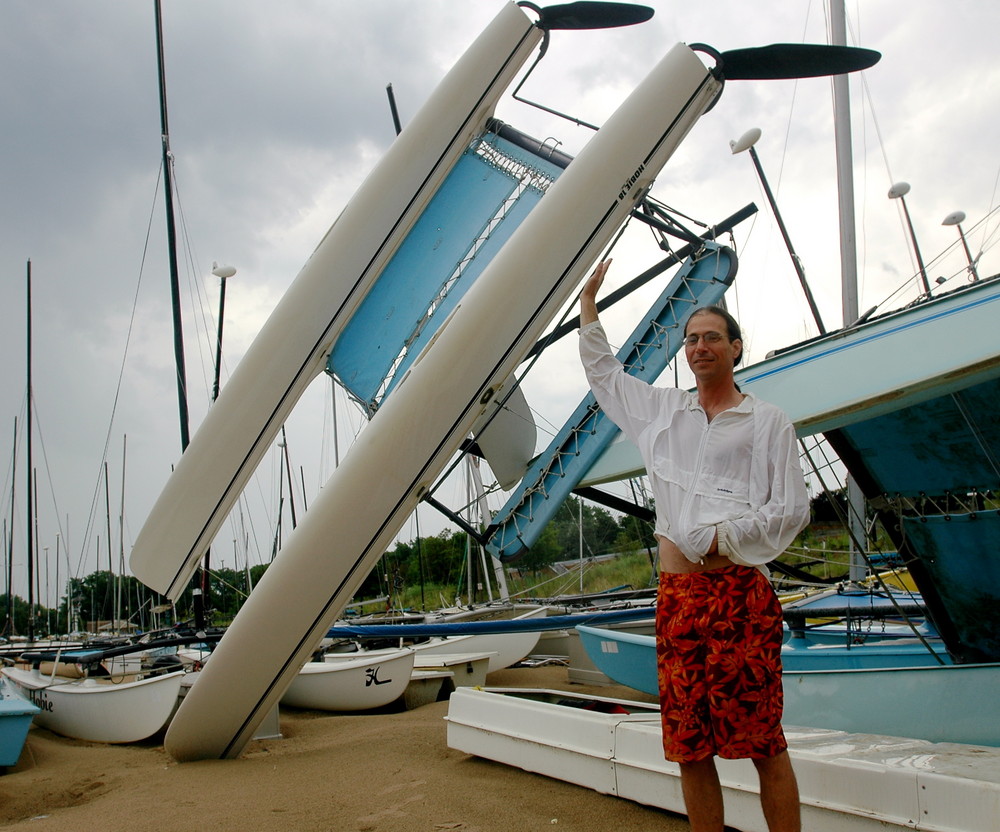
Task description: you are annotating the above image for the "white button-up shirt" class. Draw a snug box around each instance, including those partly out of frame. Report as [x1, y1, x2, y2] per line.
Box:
[580, 321, 809, 568]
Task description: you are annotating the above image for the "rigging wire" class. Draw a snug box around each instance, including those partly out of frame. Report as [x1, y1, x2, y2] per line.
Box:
[73, 161, 163, 581]
[26, 395, 67, 582]
[0, 395, 26, 539]
[173, 170, 215, 400]
[797, 435, 944, 662]
[983, 162, 1000, 259]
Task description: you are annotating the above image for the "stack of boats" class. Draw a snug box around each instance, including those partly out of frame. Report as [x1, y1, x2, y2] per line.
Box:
[0, 601, 555, 760]
[561, 272, 1000, 747]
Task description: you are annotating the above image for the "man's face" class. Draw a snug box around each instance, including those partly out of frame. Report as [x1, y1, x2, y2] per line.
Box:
[683, 312, 741, 381]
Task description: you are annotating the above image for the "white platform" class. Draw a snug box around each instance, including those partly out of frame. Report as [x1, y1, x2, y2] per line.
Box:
[412, 651, 495, 689]
[446, 686, 1000, 832]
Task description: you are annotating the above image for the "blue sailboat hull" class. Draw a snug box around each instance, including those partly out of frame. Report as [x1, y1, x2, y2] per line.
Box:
[0, 684, 39, 767]
[574, 623, 1000, 746]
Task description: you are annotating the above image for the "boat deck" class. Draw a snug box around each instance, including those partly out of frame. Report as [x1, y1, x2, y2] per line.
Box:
[446, 686, 1000, 832]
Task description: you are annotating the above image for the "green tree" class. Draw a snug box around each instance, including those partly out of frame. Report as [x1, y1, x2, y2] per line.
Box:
[515, 521, 563, 576]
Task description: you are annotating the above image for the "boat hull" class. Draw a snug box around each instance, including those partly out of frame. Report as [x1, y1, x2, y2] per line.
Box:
[164, 23, 721, 761]
[281, 647, 414, 711]
[412, 606, 548, 672]
[781, 636, 951, 669]
[782, 663, 1000, 746]
[0, 678, 39, 766]
[1, 667, 184, 744]
[575, 623, 658, 696]
[575, 624, 997, 746]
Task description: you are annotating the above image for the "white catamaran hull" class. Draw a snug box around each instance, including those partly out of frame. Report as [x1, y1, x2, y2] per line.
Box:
[164, 16, 721, 760]
[129, 3, 544, 602]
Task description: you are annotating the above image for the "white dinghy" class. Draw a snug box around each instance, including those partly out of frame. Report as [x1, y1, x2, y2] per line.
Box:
[412, 605, 548, 673]
[1, 664, 184, 744]
[331, 604, 551, 674]
[281, 647, 415, 712]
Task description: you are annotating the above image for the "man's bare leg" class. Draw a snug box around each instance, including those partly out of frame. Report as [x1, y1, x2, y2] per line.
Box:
[752, 750, 801, 832]
[678, 757, 724, 832]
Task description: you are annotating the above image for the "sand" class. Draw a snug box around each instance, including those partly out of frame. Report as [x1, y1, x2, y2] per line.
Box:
[0, 665, 690, 832]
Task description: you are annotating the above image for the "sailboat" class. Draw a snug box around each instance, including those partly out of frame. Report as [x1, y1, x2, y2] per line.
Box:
[117, 0, 884, 763]
[281, 646, 416, 712]
[0, 660, 184, 744]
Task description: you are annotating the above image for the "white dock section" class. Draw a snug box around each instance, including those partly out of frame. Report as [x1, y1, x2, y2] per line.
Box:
[412, 651, 495, 689]
[446, 687, 1000, 832]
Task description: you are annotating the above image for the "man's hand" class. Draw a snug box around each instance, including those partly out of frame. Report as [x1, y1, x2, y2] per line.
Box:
[580, 259, 612, 325]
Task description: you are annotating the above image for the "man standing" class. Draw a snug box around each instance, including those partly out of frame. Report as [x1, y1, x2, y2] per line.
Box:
[579, 260, 810, 832]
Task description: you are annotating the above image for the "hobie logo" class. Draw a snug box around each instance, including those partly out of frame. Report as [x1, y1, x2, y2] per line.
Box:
[29, 690, 55, 712]
[619, 163, 646, 201]
[365, 666, 391, 686]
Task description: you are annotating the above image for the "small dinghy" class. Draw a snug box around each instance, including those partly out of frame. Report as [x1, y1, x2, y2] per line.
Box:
[281, 647, 415, 712]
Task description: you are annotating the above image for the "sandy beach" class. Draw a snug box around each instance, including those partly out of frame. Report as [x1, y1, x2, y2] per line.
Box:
[0, 665, 690, 832]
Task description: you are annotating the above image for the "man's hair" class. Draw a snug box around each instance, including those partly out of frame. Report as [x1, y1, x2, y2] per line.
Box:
[685, 305, 743, 366]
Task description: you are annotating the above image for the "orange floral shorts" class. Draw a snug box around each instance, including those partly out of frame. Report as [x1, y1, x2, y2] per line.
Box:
[655, 564, 786, 763]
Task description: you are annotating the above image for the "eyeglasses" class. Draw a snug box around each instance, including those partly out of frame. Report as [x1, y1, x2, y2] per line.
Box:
[683, 332, 727, 347]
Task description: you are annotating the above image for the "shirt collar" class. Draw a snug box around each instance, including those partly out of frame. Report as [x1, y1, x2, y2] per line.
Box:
[685, 390, 756, 415]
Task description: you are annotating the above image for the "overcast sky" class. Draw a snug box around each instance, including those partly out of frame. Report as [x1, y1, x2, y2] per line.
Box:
[2, 1, 998, 604]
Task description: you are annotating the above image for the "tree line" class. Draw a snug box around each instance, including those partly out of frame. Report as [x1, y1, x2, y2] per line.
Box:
[4, 487, 851, 638]
[1, 495, 655, 637]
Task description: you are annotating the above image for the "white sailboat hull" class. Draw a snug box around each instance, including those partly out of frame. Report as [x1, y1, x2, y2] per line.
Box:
[413, 606, 548, 673]
[1, 666, 184, 744]
[281, 647, 415, 711]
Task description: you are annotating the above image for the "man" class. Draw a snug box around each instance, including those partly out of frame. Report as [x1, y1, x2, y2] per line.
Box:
[578, 259, 810, 832]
